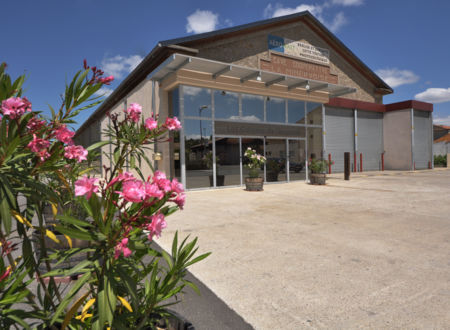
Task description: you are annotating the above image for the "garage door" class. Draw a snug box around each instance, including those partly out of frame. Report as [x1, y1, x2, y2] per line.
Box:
[414, 110, 432, 169]
[325, 107, 354, 172]
[357, 111, 383, 171]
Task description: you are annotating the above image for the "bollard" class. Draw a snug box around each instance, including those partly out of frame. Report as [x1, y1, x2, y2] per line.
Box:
[344, 152, 350, 180]
[354, 153, 357, 172]
[360, 153, 363, 172]
[381, 153, 384, 171]
[328, 153, 332, 174]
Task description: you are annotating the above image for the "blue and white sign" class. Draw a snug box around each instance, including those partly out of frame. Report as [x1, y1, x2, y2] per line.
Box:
[268, 34, 330, 65]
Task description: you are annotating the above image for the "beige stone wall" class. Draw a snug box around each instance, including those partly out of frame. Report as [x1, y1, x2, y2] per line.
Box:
[383, 109, 412, 170]
[195, 20, 381, 103]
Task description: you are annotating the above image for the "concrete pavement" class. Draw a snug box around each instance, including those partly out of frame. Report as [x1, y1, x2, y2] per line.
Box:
[158, 169, 450, 329]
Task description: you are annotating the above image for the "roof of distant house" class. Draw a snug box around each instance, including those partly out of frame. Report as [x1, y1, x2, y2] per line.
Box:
[434, 124, 450, 130]
[434, 133, 450, 143]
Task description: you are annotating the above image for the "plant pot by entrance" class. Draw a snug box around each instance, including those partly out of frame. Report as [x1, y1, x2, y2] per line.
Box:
[245, 177, 264, 191]
[209, 174, 225, 187]
[310, 173, 327, 185]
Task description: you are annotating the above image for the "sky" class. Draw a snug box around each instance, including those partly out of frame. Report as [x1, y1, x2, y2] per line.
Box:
[3, 0, 450, 129]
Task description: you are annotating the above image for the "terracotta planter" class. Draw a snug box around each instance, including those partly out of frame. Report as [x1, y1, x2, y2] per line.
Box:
[310, 173, 327, 185]
[245, 177, 264, 191]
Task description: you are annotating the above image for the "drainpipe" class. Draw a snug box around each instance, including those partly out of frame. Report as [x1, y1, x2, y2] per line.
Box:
[354, 108, 358, 171]
[411, 109, 415, 171]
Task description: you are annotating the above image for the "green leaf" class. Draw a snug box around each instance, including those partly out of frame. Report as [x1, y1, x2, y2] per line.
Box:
[53, 225, 103, 242]
[86, 140, 109, 152]
[184, 252, 212, 268]
[171, 231, 178, 260]
[56, 214, 93, 227]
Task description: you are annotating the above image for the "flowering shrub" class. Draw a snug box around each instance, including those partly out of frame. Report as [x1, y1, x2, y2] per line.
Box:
[309, 158, 333, 174]
[244, 147, 266, 178]
[0, 61, 208, 328]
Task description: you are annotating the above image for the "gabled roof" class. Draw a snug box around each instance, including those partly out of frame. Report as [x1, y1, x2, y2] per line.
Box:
[76, 11, 392, 136]
[160, 11, 393, 94]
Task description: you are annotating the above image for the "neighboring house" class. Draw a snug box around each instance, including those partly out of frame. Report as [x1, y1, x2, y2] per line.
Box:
[75, 11, 434, 190]
[433, 124, 450, 141]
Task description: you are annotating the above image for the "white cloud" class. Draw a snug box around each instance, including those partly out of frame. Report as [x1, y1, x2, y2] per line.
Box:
[415, 88, 450, 104]
[183, 86, 204, 97]
[101, 55, 143, 79]
[331, 0, 364, 6]
[262, 3, 348, 32]
[433, 115, 450, 126]
[94, 86, 113, 97]
[328, 11, 347, 32]
[264, 3, 323, 18]
[375, 68, 419, 88]
[186, 9, 219, 34]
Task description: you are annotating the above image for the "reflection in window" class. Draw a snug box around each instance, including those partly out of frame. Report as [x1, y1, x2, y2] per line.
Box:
[214, 90, 239, 120]
[288, 100, 306, 124]
[288, 140, 306, 181]
[307, 127, 323, 160]
[306, 102, 322, 125]
[241, 93, 264, 122]
[215, 137, 240, 186]
[266, 97, 285, 123]
[183, 86, 211, 118]
[184, 119, 213, 189]
[265, 139, 287, 182]
[170, 88, 180, 117]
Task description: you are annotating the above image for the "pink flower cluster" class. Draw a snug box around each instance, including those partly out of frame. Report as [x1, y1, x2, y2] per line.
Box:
[164, 117, 181, 130]
[114, 238, 132, 259]
[74, 176, 99, 199]
[64, 145, 88, 163]
[27, 134, 51, 161]
[55, 124, 75, 144]
[125, 103, 142, 123]
[1, 97, 32, 119]
[145, 213, 167, 241]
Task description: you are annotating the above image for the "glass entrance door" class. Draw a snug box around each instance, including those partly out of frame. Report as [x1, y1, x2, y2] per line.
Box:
[288, 139, 306, 181]
[215, 137, 241, 187]
[265, 138, 287, 182]
[242, 138, 265, 180]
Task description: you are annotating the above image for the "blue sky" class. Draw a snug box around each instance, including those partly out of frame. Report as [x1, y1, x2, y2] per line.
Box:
[3, 0, 450, 128]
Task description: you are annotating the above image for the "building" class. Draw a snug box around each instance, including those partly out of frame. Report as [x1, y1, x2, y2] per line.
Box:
[76, 11, 434, 190]
[433, 125, 450, 156]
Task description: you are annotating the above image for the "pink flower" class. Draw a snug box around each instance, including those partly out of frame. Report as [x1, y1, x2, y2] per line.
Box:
[174, 193, 186, 209]
[1, 97, 31, 119]
[0, 267, 11, 282]
[170, 178, 184, 194]
[64, 145, 88, 162]
[27, 134, 50, 160]
[98, 75, 114, 85]
[125, 103, 142, 123]
[116, 180, 146, 203]
[26, 116, 46, 132]
[75, 176, 99, 199]
[145, 182, 164, 200]
[114, 238, 132, 259]
[152, 171, 172, 192]
[106, 171, 135, 190]
[144, 117, 158, 131]
[146, 213, 167, 241]
[55, 125, 75, 144]
[164, 117, 181, 130]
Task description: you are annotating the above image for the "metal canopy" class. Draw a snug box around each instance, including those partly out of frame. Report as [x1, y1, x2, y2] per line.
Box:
[148, 53, 357, 97]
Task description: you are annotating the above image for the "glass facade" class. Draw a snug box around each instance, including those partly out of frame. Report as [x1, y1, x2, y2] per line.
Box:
[173, 85, 324, 189]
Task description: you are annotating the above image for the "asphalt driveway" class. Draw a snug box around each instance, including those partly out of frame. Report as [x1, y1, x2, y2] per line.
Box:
[158, 169, 450, 329]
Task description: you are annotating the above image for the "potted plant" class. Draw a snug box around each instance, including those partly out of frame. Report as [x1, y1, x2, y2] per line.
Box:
[244, 147, 266, 191]
[309, 158, 332, 185]
[203, 151, 224, 186]
[266, 158, 282, 182]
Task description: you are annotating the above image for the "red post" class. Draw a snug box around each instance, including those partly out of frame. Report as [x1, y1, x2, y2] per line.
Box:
[428, 161, 431, 169]
[328, 153, 332, 174]
[354, 153, 357, 172]
[360, 153, 363, 172]
[381, 153, 385, 171]
[414, 161, 416, 171]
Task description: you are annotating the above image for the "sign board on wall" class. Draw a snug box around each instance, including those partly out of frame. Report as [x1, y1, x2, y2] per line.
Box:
[268, 34, 330, 65]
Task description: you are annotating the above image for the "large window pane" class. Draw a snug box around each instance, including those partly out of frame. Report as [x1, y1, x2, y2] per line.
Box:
[170, 88, 179, 117]
[183, 86, 211, 118]
[266, 97, 285, 123]
[242, 94, 263, 122]
[288, 140, 306, 181]
[184, 119, 213, 189]
[215, 137, 241, 186]
[265, 139, 287, 182]
[307, 127, 323, 160]
[288, 100, 306, 124]
[214, 90, 239, 120]
[306, 102, 322, 125]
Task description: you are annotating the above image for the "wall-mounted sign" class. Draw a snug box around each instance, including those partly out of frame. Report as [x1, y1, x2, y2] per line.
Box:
[268, 34, 330, 65]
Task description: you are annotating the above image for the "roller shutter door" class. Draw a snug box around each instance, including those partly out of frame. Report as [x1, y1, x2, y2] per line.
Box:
[357, 111, 383, 171]
[325, 107, 354, 172]
[414, 110, 432, 169]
